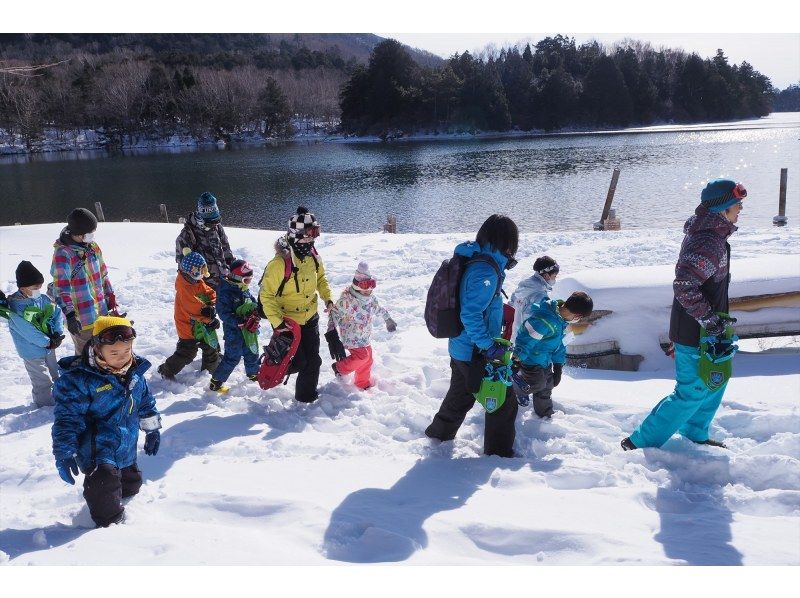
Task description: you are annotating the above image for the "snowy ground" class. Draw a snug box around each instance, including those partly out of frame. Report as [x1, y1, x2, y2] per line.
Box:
[0, 222, 798, 565]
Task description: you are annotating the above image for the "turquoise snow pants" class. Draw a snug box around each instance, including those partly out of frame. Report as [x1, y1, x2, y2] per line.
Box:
[630, 342, 728, 448]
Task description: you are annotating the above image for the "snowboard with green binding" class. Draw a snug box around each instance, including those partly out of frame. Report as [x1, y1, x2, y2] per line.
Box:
[474, 338, 514, 414]
[698, 312, 738, 391]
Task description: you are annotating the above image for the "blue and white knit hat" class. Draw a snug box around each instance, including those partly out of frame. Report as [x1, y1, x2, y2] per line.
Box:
[196, 191, 221, 222]
[180, 248, 208, 280]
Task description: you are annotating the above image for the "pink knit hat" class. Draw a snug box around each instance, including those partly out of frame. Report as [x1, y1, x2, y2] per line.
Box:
[352, 261, 376, 290]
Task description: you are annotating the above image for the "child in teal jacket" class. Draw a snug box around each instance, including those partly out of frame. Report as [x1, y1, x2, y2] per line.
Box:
[512, 292, 593, 418]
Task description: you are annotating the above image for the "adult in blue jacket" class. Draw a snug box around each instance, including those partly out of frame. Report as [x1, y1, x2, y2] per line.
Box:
[52, 316, 161, 528]
[425, 215, 520, 457]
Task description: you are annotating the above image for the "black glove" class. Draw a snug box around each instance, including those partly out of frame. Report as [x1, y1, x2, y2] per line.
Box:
[385, 318, 397, 332]
[48, 334, 65, 349]
[701, 314, 726, 337]
[325, 329, 347, 361]
[66, 312, 82, 335]
[144, 430, 160, 456]
[483, 342, 506, 361]
[552, 363, 563, 387]
[208, 318, 220, 330]
[265, 329, 294, 365]
[200, 305, 216, 319]
[0, 290, 7, 308]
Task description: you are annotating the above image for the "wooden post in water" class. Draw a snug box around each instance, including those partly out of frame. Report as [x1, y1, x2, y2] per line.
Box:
[94, 202, 105, 222]
[774, 168, 788, 226]
[383, 214, 397, 233]
[160, 204, 169, 222]
[178, 217, 186, 224]
[594, 168, 620, 230]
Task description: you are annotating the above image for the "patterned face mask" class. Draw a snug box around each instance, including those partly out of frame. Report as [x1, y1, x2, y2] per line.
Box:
[290, 238, 314, 258]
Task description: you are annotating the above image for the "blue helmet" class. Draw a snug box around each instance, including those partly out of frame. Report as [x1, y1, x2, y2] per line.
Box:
[180, 250, 208, 280]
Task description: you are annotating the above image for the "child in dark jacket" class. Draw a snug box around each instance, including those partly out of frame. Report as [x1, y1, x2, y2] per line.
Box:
[158, 250, 222, 380]
[209, 259, 261, 393]
[52, 316, 161, 527]
[512, 292, 593, 418]
[0, 261, 65, 407]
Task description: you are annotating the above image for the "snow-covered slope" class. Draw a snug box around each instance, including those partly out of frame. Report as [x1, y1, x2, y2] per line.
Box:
[0, 223, 798, 565]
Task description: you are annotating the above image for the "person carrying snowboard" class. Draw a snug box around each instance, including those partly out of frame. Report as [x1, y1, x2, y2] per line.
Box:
[51, 208, 119, 356]
[327, 261, 397, 390]
[622, 179, 746, 451]
[258, 206, 333, 403]
[0, 261, 65, 408]
[158, 249, 222, 381]
[51, 315, 161, 527]
[175, 192, 234, 289]
[208, 259, 261, 393]
[424, 214, 520, 457]
[511, 292, 593, 418]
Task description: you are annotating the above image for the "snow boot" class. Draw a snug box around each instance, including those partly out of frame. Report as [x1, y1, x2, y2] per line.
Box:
[621, 437, 638, 451]
[157, 364, 176, 381]
[209, 378, 230, 394]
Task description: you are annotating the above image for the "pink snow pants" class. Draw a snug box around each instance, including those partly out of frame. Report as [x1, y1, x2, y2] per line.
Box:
[337, 346, 373, 389]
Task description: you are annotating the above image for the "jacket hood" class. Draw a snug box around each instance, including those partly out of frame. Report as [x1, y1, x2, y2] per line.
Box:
[685, 204, 737, 238]
[453, 241, 509, 271]
[58, 353, 152, 380]
[517, 272, 552, 294]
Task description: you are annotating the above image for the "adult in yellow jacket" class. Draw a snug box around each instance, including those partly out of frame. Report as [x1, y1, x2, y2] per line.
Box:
[259, 207, 333, 402]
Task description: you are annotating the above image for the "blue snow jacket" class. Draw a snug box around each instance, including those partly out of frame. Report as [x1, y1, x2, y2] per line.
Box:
[448, 242, 508, 363]
[52, 353, 160, 472]
[6, 291, 64, 360]
[514, 299, 568, 368]
[216, 277, 257, 346]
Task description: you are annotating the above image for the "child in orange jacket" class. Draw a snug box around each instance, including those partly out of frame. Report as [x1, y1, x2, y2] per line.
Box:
[158, 250, 221, 380]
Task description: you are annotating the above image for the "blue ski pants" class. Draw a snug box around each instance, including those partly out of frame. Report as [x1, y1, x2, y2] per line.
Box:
[214, 329, 260, 383]
[630, 342, 728, 448]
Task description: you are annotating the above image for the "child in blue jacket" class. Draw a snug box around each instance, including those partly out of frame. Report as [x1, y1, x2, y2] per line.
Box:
[0, 261, 65, 407]
[209, 259, 261, 393]
[512, 292, 593, 418]
[52, 316, 161, 527]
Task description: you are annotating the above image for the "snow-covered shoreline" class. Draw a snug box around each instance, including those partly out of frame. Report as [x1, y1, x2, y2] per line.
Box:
[1, 223, 798, 565]
[4, 113, 796, 156]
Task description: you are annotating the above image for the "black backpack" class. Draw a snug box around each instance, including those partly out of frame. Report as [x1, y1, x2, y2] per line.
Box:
[424, 252, 502, 338]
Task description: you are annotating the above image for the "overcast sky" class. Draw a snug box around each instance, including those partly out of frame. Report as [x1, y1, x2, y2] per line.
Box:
[380, 33, 800, 90]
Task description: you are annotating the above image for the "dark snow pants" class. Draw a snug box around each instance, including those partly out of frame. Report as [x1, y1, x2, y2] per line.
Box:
[288, 314, 322, 403]
[425, 357, 518, 457]
[83, 463, 142, 527]
[516, 364, 555, 418]
[160, 338, 221, 377]
[215, 329, 260, 383]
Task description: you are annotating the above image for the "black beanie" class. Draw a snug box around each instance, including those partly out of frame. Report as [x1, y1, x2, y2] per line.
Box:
[16, 261, 44, 288]
[67, 208, 98, 236]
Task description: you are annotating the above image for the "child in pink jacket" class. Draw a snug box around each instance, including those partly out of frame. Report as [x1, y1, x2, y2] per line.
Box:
[328, 262, 396, 390]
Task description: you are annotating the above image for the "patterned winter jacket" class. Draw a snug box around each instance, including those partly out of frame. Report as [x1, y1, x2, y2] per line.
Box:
[258, 237, 333, 329]
[669, 204, 735, 347]
[52, 353, 160, 472]
[5, 290, 64, 360]
[509, 272, 552, 341]
[513, 299, 568, 368]
[329, 287, 391, 348]
[51, 230, 114, 330]
[175, 213, 234, 288]
[174, 273, 217, 340]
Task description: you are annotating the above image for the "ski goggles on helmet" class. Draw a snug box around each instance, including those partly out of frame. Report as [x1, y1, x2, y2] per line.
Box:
[95, 325, 137, 345]
[229, 263, 254, 284]
[353, 277, 377, 290]
[732, 183, 747, 200]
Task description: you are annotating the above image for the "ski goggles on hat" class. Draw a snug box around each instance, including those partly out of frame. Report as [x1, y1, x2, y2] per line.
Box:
[300, 225, 321, 239]
[732, 183, 747, 199]
[95, 325, 137, 345]
[353, 278, 377, 290]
